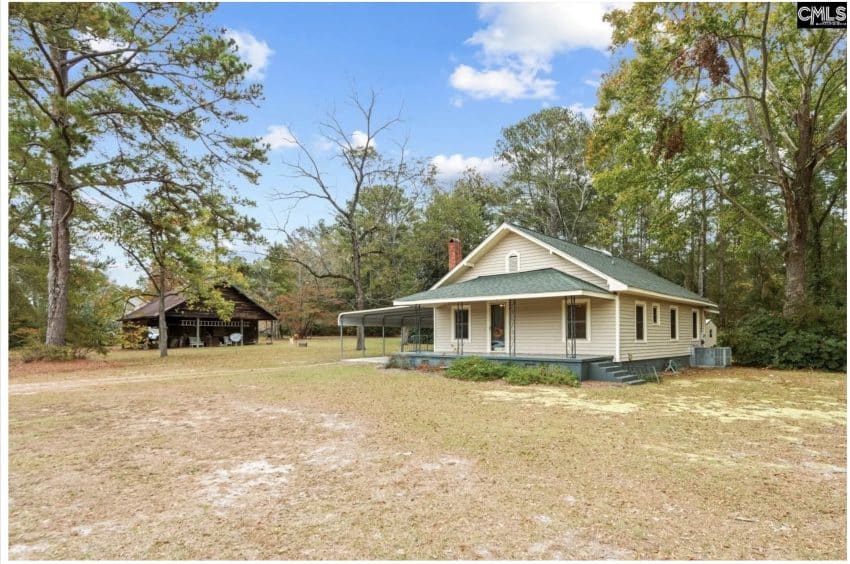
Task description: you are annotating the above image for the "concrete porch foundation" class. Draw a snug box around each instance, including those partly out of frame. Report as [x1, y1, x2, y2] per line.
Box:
[389, 352, 614, 381]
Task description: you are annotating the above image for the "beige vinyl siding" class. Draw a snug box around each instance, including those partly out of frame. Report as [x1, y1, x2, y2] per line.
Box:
[433, 302, 488, 353]
[618, 294, 704, 361]
[452, 232, 608, 288]
[435, 297, 615, 357]
[513, 297, 616, 356]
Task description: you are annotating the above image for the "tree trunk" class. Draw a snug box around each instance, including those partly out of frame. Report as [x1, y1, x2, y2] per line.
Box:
[783, 205, 809, 318]
[698, 187, 707, 297]
[158, 271, 168, 358]
[45, 47, 72, 346]
[782, 104, 816, 319]
[45, 168, 72, 346]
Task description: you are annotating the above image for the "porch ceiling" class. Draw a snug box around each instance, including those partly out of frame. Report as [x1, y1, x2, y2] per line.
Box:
[394, 268, 612, 306]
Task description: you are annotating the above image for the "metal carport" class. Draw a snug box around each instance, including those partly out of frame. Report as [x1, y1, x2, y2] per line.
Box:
[337, 305, 434, 359]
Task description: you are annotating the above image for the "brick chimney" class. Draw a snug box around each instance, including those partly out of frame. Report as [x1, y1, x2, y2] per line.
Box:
[448, 238, 462, 270]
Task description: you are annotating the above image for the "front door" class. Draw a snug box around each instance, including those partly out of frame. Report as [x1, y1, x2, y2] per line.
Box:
[490, 303, 506, 352]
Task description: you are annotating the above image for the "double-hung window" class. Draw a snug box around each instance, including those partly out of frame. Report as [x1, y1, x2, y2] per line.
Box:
[453, 307, 470, 340]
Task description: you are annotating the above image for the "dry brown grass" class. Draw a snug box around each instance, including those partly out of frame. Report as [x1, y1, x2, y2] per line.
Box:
[8, 340, 847, 559]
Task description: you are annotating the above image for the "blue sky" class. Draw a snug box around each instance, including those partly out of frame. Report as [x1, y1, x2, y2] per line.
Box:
[108, 2, 627, 286]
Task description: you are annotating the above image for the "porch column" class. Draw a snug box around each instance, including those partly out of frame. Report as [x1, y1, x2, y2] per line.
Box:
[565, 296, 577, 359]
[415, 305, 422, 353]
[507, 300, 516, 356]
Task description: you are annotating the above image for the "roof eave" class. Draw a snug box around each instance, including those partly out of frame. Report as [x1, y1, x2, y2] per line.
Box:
[394, 289, 614, 306]
[621, 287, 718, 308]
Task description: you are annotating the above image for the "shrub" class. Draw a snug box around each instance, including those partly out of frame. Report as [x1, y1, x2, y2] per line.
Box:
[120, 325, 149, 350]
[444, 356, 580, 387]
[503, 364, 580, 387]
[721, 310, 846, 371]
[20, 344, 89, 363]
[445, 356, 510, 381]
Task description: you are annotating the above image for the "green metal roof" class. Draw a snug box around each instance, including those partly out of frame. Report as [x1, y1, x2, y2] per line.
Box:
[510, 224, 715, 305]
[396, 268, 609, 303]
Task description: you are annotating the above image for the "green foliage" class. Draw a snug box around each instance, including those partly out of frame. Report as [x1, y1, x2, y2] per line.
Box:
[593, 3, 847, 318]
[445, 357, 580, 386]
[445, 357, 510, 381]
[503, 364, 580, 387]
[409, 171, 507, 288]
[722, 310, 846, 371]
[20, 344, 95, 363]
[9, 2, 267, 345]
[120, 325, 149, 350]
[497, 107, 598, 244]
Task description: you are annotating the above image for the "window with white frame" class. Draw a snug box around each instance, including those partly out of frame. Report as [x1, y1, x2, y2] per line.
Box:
[562, 299, 590, 341]
[506, 251, 520, 273]
[452, 306, 470, 340]
[692, 309, 699, 339]
[670, 306, 678, 340]
[635, 302, 646, 341]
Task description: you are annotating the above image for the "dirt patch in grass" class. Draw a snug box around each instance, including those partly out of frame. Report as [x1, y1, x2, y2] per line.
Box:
[8, 358, 846, 559]
[480, 387, 641, 413]
[8, 357, 124, 379]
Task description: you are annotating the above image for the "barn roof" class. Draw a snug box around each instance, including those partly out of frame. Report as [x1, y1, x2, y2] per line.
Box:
[121, 285, 277, 321]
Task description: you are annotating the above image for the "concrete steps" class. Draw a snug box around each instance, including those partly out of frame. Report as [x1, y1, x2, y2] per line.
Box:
[590, 361, 645, 385]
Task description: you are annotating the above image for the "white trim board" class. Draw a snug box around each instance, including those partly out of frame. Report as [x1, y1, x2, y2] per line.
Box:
[395, 290, 614, 306]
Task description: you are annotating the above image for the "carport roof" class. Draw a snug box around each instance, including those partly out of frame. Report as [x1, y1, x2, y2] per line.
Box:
[337, 305, 434, 328]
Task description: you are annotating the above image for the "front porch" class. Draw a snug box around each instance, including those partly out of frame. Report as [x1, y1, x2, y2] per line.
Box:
[389, 351, 614, 381]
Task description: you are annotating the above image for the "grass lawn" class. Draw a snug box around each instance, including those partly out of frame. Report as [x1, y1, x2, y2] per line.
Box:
[8, 337, 846, 559]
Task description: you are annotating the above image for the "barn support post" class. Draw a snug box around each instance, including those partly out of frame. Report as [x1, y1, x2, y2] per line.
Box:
[196, 317, 200, 346]
[240, 319, 244, 346]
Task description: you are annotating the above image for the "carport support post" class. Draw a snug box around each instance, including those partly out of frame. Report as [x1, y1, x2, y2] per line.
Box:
[196, 317, 200, 345]
[240, 319, 244, 346]
[339, 324, 343, 360]
[381, 318, 386, 356]
[361, 324, 366, 357]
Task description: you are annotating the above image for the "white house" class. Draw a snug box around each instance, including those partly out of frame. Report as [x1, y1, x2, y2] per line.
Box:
[338, 223, 719, 382]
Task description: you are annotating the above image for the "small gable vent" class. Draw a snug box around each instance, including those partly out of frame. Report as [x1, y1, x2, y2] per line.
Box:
[507, 253, 519, 273]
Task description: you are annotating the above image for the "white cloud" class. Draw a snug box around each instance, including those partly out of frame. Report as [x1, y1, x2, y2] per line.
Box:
[261, 125, 297, 150]
[431, 154, 509, 182]
[584, 79, 601, 88]
[351, 130, 374, 150]
[450, 64, 556, 101]
[225, 29, 273, 80]
[77, 33, 131, 59]
[313, 136, 336, 152]
[450, 3, 630, 103]
[568, 102, 596, 121]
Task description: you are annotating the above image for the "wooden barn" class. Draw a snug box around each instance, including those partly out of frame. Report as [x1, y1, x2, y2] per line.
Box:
[122, 285, 278, 348]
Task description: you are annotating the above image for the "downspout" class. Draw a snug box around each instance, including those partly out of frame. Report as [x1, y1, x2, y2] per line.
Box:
[614, 293, 621, 362]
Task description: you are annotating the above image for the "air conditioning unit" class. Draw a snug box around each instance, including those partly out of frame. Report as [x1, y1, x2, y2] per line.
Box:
[690, 346, 732, 367]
